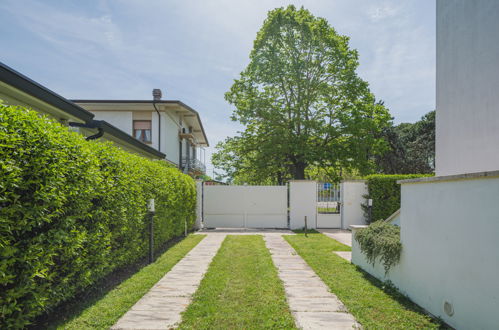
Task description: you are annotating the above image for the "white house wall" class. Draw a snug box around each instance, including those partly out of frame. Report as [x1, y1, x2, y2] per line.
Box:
[352, 176, 499, 329]
[150, 111, 159, 151]
[436, 0, 499, 176]
[163, 113, 179, 164]
[92, 111, 133, 135]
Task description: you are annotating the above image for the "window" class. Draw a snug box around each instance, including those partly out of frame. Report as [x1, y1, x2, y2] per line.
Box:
[133, 120, 152, 143]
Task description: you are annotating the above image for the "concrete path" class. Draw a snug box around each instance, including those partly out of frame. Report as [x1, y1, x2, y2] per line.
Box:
[111, 234, 226, 330]
[264, 235, 359, 329]
[318, 229, 352, 247]
[318, 229, 353, 262]
[334, 251, 352, 262]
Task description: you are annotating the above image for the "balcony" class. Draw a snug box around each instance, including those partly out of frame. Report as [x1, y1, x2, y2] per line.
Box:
[181, 157, 206, 175]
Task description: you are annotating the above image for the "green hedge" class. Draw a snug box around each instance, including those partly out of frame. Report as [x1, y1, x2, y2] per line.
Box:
[362, 174, 431, 223]
[0, 103, 196, 328]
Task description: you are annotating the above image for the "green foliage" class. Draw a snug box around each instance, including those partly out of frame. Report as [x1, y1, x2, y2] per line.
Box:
[53, 235, 205, 329]
[362, 174, 431, 223]
[285, 233, 441, 328]
[179, 236, 296, 329]
[354, 222, 402, 274]
[0, 103, 196, 328]
[376, 111, 435, 174]
[213, 5, 391, 184]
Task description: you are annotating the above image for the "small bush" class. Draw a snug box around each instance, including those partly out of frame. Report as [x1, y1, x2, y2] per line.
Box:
[0, 103, 196, 328]
[354, 221, 402, 274]
[362, 174, 431, 223]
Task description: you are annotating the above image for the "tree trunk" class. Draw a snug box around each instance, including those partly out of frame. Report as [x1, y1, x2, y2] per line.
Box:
[277, 171, 283, 185]
[293, 162, 306, 180]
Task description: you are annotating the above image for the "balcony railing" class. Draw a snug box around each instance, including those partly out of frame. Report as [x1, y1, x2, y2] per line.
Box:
[181, 157, 206, 174]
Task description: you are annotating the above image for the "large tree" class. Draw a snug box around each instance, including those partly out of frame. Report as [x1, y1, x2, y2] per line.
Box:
[375, 110, 435, 174]
[213, 6, 391, 183]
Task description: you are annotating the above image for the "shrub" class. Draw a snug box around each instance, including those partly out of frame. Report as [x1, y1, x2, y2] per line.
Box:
[354, 221, 402, 274]
[362, 174, 431, 223]
[0, 103, 196, 328]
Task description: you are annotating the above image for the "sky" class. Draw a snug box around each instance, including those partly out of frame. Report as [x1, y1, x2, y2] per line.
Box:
[0, 0, 436, 177]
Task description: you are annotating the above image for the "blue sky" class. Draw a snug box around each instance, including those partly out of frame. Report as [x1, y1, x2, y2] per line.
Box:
[0, 0, 435, 176]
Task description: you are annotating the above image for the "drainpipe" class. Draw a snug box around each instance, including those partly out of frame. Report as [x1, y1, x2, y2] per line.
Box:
[69, 120, 105, 140]
[152, 89, 162, 153]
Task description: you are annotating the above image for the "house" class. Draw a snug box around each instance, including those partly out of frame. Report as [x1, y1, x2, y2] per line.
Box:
[0, 62, 165, 160]
[73, 92, 209, 176]
[351, 1, 499, 328]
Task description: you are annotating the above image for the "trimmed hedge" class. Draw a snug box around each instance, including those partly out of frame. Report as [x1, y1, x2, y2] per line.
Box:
[362, 174, 431, 223]
[0, 103, 196, 328]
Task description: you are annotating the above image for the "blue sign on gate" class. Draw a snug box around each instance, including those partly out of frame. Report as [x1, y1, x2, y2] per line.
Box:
[323, 183, 332, 190]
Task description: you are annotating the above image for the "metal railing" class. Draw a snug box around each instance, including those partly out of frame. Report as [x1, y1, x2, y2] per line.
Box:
[317, 182, 341, 214]
[181, 157, 206, 174]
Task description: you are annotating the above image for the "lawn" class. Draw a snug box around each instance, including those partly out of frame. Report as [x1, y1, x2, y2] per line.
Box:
[285, 232, 443, 329]
[178, 235, 296, 329]
[43, 234, 205, 330]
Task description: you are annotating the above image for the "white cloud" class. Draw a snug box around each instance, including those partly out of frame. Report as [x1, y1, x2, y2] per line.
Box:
[367, 2, 400, 22]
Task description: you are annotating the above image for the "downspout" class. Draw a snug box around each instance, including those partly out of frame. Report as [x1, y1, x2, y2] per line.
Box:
[152, 89, 162, 153]
[69, 120, 105, 140]
[152, 102, 161, 152]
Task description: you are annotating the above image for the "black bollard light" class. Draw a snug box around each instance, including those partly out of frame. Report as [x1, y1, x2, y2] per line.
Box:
[367, 198, 373, 223]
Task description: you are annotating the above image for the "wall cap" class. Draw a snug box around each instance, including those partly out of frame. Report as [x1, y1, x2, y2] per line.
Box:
[350, 225, 368, 230]
[289, 180, 318, 182]
[397, 170, 499, 184]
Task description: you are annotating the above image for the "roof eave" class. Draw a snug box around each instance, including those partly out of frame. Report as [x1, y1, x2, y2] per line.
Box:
[0, 62, 94, 122]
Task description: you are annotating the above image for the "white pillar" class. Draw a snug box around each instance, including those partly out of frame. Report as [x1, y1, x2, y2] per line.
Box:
[194, 180, 203, 230]
[340, 180, 367, 229]
[289, 180, 317, 230]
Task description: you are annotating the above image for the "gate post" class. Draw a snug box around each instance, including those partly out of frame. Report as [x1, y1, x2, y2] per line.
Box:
[289, 180, 317, 230]
[194, 180, 203, 230]
[340, 180, 367, 229]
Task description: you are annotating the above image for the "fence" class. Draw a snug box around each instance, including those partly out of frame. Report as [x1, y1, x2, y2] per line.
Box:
[198, 180, 367, 230]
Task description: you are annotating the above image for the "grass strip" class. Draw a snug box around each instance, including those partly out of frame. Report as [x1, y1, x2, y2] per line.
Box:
[48, 234, 205, 330]
[179, 235, 296, 329]
[285, 233, 443, 329]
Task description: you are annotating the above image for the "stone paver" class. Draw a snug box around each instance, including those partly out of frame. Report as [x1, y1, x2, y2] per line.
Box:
[318, 229, 352, 247]
[334, 251, 352, 262]
[111, 234, 226, 330]
[264, 235, 359, 329]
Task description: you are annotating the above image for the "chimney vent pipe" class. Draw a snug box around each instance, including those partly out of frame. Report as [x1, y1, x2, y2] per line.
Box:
[152, 89, 162, 101]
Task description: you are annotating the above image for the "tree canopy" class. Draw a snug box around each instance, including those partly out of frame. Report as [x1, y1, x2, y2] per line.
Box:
[375, 110, 435, 174]
[213, 5, 392, 184]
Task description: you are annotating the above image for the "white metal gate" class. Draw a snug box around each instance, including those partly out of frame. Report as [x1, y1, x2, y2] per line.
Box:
[316, 182, 341, 228]
[203, 185, 288, 228]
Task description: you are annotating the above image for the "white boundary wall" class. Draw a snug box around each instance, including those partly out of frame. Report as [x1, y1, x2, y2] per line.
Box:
[194, 180, 203, 230]
[203, 185, 287, 228]
[289, 181, 317, 230]
[352, 175, 499, 329]
[340, 181, 367, 229]
[201, 180, 367, 230]
[316, 213, 341, 228]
